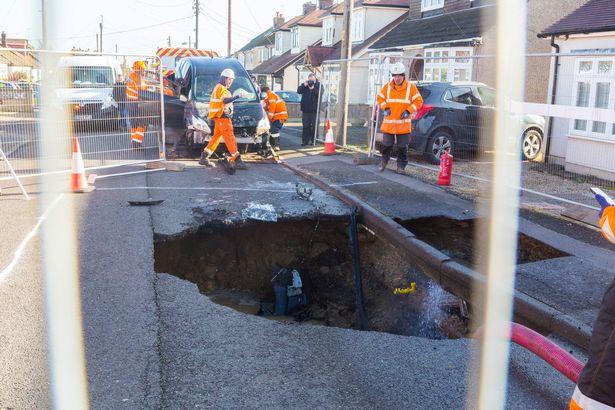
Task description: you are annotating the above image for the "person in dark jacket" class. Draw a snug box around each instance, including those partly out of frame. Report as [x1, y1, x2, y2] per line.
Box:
[297, 73, 322, 146]
[112, 74, 129, 130]
[569, 191, 615, 410]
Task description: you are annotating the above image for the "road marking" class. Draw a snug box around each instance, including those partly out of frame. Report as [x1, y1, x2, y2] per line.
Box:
[95, 168, 165, 180]
[331, 181, 378, 187]
[0, 194, 64, 285]
[96, 186, 297, 193]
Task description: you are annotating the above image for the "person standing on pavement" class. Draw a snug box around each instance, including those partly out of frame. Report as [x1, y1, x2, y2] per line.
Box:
[297, 73, 322, 146]
[112, 74, 129, 131]
[376, 62, 423, 174]
[568, 191, 615, 410]
[198, 68, 248, 171]
[261, 86, 288, 151]
[126, 61, 152, 147]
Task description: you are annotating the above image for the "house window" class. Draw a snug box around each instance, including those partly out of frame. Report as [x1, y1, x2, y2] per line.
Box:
[421, 0, 444, 12]
[352, 9, 365, 43]
[571, 56, 615, 140]
[275, 32, 283, 55]
[424, 47, 473, 82]
[291, 27, 300, 52]
[323, 17, 334, 46]
[260, 48, 269, 61]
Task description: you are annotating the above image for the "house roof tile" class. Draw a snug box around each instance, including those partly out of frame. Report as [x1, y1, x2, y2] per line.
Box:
[539, 0, 615, 37]
[251, 50, 305, 75]
[371, 5, 495, 50]
[238, 27, 275, 52]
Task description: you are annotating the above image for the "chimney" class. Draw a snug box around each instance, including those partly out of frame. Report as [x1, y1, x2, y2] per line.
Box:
[303, 1, 317, 15]
[0, 32, 6, 48]
[319, 0, 333, 9]
[273, 12, 285, 28]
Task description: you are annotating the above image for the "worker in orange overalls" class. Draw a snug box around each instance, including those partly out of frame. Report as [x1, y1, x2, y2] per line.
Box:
[569, 190, 615, 410]
[261, 85, 288, 151]
[198, 68, 248, 170]
[126, 60, 151, 147]
[376, 62, 423, 174]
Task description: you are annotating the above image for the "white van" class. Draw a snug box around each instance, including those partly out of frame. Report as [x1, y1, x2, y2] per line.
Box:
[56, 56, 123, 127]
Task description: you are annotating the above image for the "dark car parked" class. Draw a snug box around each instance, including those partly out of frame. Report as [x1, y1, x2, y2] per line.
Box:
[399, 82, 545, 164]
[164, 57, 269, 150]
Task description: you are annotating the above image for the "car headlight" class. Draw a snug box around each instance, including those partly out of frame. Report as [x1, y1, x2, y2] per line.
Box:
[256, 112, 270, 135]
[191, 115, 211, 134]
[101, 95, 117, 110]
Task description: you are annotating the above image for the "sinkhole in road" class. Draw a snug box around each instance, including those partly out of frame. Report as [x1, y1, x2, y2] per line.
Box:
[154, 217, 467, 339]
[396, 216, 569, 267]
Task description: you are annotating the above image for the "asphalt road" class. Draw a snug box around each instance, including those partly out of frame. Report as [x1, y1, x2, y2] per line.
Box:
[0, 128, 590, 408]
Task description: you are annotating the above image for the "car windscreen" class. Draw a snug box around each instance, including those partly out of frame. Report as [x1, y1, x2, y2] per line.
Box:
[194, 74, 258, 103]
[63, 66, 114, 88]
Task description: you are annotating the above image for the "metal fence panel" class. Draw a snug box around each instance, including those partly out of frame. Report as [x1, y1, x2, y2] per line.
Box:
[0, 49, 164, 185]
[318, 52, 615, 209]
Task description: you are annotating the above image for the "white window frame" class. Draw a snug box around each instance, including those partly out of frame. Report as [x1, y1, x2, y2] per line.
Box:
[421, 0, 444, 12]
[291, 27, 300, 53]
[323, 17, 334, 46]
[352, 8, 365, 43]
[570, 56, 615, 141]
[275, 32, 283, 56]
[423, 47, 473, 83]
[260, 47, 269, 62]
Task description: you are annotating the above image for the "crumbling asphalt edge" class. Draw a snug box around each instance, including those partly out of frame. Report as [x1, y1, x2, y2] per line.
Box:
[283, 161, 592, 350]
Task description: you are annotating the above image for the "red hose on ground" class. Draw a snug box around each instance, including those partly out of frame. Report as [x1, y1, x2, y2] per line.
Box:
[474, 322, 584, 383]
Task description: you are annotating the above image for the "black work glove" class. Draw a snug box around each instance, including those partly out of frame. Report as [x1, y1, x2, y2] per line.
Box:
[401, 110, 410, 119]
[383, 108, 391, 117]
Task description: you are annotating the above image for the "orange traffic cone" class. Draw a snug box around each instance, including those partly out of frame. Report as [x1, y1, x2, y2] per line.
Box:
[323, 119, 337, 156]
[70, 136, 94, 193]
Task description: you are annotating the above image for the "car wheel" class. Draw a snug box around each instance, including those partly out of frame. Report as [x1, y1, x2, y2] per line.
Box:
[424, 130, 454, 164]
[522, 129, 542, 161]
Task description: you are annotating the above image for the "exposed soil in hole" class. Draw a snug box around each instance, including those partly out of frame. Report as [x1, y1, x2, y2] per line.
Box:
[154, 217, 467, 339]
[396, 216, 569, 267]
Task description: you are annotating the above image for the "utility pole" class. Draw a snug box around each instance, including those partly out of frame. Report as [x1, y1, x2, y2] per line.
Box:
[194, 0, 200, 49]
[227, 0, 232, 57]
[336, 0, 353, 146]
[167, 36, 171, 47]
[96, 33, 99, 52]
[99, 15, 103, 53]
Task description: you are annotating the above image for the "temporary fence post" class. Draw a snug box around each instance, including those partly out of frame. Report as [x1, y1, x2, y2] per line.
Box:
[158, 56, 166, 160]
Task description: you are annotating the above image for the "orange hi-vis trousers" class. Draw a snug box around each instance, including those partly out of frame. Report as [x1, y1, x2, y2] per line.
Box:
[204, 117, 239, 160]
[131, 125, 147, 144]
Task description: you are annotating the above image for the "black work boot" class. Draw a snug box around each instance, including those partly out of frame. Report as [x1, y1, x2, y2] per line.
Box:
[199, 151, 215, 167]
[234, 156, 248, 170]
[378, 158, 389, 172]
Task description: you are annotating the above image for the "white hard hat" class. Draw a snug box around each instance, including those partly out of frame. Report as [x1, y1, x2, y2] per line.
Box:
[390, 62, 405, 75]
[220, 68, 235, 79]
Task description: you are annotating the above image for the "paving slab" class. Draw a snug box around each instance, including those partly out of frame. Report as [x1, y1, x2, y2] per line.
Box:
[516, 256, 614, 327]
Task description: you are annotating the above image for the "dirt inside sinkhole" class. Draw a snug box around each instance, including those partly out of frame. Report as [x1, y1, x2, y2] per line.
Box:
[154, 217, 467, 339]
[396, 216, 569, 267]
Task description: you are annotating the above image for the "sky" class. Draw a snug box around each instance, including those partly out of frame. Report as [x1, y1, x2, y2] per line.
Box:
[3, 0, 309, 56]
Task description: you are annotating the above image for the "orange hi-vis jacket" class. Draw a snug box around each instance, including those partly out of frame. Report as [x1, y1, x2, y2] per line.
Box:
[209, 83, 232, 120]
[126, 70, 149, 101]
[264, 90, 288, 123]
[377, 79, 423, 135]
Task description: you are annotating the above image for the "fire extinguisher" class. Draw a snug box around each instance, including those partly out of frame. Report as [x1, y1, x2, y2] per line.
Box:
[437, 151, 453, 186]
